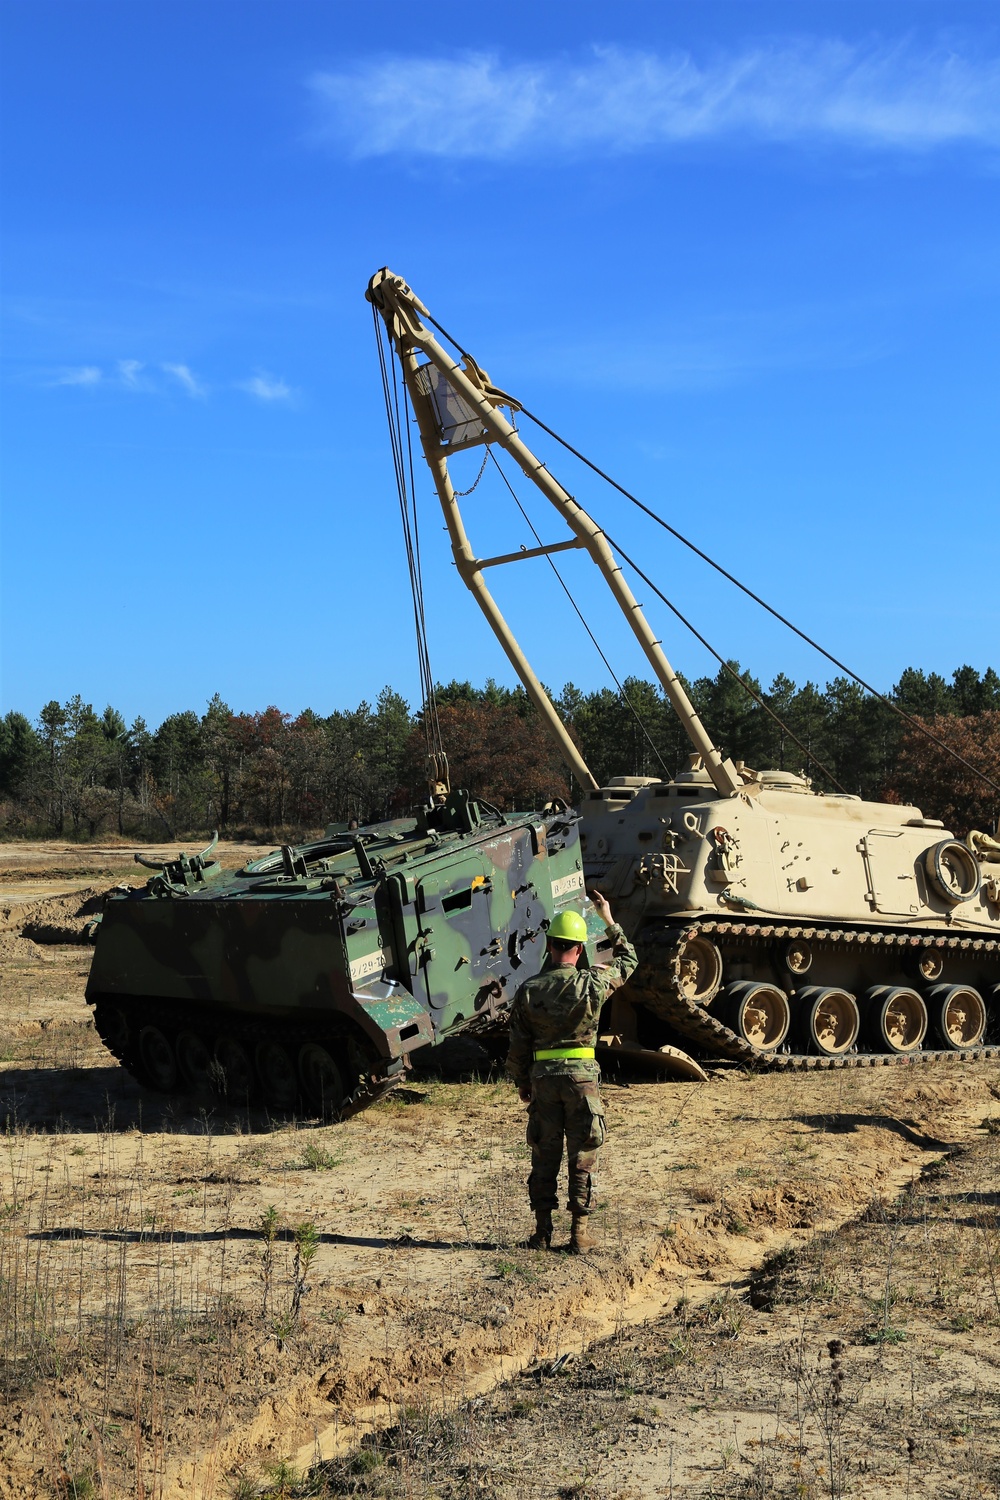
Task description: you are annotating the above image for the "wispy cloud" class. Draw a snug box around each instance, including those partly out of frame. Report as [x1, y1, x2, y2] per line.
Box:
[162, 362, 206, 397]
[237, 371, 293, 402]
[309, 40, 1000, 159]
[54, 365, 102, 386]
[37, 359, 300, 402]
[118, 359, 145, 388]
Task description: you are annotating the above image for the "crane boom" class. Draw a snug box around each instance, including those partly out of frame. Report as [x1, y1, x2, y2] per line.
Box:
[367, 268, 742, 800]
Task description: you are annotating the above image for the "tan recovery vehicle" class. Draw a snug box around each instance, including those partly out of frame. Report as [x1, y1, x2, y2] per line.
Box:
[367, 268, 1000, 1072]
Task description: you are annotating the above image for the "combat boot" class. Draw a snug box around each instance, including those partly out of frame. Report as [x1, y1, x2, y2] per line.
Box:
[567, 1214, 596, 1254]
[523, 1211, 552, 1250]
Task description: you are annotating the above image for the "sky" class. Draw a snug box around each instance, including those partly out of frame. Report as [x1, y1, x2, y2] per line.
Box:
[2, 0, 998, 731]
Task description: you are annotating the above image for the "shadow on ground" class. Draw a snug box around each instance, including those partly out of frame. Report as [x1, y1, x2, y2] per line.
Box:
[30, 1224, 500, 1251]
[794, 1111, 953, 1150]
[0, 1065, 290, 1135]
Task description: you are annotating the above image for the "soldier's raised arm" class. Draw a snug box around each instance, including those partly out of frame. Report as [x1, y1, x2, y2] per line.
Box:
[589, 889, 637, 997]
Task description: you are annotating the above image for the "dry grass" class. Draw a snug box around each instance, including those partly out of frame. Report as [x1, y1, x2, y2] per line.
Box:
[3, 1047, 999, 1499]
[270, 1132, 1000, 1500]
[0, 1109, 331, 1499]
[3, 875, 1000, 1497]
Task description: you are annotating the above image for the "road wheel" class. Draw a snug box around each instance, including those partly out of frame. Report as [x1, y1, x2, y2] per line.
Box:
[865, 986, 927, 1053]
[795, 987, 859, 1056]
[724, 982, 790, 1051]
[299, 1043, 344, 1117]
[675, 936, 723, 1005]
[138, 1025, 178, 1091]
[176, 1031, 214, 1094]
[927, 985, 986, 1049]
[256, 1039, 299, 1109]
[213, 1036, 256, 1103]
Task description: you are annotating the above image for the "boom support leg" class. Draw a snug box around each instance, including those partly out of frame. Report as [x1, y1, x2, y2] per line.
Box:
[368, 269, 741, 800]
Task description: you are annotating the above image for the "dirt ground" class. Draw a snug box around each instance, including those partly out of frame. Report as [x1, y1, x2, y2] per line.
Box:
[1, 842, 998, 1499]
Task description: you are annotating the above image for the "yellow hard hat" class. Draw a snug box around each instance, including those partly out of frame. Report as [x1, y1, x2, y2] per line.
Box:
[548, 910, 588, 944]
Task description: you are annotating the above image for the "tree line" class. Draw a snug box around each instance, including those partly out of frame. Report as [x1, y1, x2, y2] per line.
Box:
[0, 663, 997, 842]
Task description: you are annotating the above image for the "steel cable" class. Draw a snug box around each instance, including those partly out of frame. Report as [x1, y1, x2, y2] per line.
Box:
[517, 404, 1000, 799]
[416, 302, 1000, 799]
[486, 450, 670, 778]
[373, 308, 442, 760]
[600, 531, 850, 793]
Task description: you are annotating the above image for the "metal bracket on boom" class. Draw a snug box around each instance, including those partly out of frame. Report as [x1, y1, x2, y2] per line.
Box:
[477, 538, 585, 570]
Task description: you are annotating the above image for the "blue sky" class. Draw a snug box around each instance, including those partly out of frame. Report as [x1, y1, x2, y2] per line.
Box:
[2, 0, 998, 728]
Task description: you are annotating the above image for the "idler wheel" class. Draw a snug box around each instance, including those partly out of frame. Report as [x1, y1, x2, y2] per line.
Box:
[724, 982, 790, 1051]
[926, 984, 986, 1050]
[256, 1039, 299, 1109]
[93, 1001, 130, 1057]
[795, 986, 859, 1056]
[176, 1031, 214, 1095]
[138, 1025, 179, 1091]
[299, 1043, 344, 1116]
[213, 1036, 257, 1103]
[675, 935, 723, 1005]
[865, 986, 928, 1054]
[781, 940, 813, 977]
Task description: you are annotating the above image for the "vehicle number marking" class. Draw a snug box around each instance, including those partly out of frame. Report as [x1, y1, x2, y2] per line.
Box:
[551, 870, 584, 900]
[349, 948, 390, 982]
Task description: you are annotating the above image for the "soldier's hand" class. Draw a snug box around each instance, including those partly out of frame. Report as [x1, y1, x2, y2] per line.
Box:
[588, 889, 613, 928]
[518, 1086, 532, 1104]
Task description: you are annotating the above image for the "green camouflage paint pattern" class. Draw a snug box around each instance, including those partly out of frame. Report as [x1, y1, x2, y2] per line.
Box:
[86, 792, 593, 1101]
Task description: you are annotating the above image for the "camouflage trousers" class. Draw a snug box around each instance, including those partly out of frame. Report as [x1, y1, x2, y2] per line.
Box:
[526, 1074, 607, 1216]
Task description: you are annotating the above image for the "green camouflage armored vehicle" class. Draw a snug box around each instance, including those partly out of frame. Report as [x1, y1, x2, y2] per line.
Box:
[368, 268, 1000, 1074]
[86, 790, 592, 1112]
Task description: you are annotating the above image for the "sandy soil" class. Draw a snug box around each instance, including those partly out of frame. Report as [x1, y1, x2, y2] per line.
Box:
[0, 839, 276, 903]
[0, 844, 998, 1499]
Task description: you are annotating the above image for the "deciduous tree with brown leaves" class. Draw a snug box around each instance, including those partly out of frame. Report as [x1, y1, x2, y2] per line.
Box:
[890, 713, 1000, 837]
[404, 700, 572, 811]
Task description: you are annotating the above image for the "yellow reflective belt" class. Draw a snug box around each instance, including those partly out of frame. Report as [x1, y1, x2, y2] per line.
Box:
[533, 1046, 596, 1061]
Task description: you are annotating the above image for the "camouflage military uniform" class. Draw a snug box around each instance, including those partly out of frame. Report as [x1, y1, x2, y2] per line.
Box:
[506, 925, 637, 1215]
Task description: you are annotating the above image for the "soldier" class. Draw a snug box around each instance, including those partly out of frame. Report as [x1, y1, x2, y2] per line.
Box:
[506, 891, 637, 1253]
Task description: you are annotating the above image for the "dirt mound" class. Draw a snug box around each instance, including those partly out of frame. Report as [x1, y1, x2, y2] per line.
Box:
[0, 885, 120, 946]
[289, 1134, 1000, 1500]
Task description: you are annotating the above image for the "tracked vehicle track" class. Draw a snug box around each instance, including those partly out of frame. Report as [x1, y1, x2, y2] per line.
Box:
[90, 996, 395, 1117]
[632, 918, 1000, 1071]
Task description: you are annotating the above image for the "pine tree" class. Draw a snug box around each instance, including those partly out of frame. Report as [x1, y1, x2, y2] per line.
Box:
[0, 711, 41, 799]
